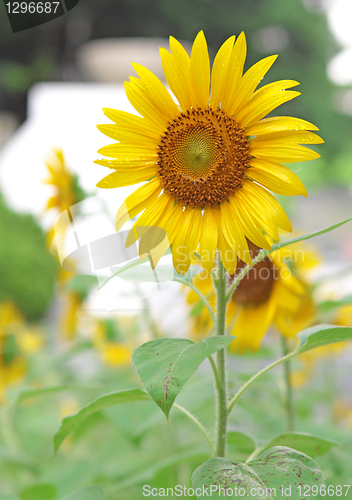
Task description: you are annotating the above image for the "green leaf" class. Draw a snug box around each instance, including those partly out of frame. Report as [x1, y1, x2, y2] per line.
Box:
[192, 446, 325, 499]
[98, 255, 150, 289]
[54, 388, 150, 452]
[252, 432, 337, 460]
[110, 445, 209, 494]
[227, 324, 352, 415]
[318, 294, 352, 313]
[132, 336, 234, 418]
[0, 496, 20, 500]
[17, 385, 101, 404]
[297, 324, 352, 353]
[109, 264, 174, 282]
[227, 431, 256, 458]
[60, 485, 104, 500]
[104, 263, 201, 284]
[270, 217, 352, 252]
[98, 248, 171, 289]
[20, 484, 56, 500]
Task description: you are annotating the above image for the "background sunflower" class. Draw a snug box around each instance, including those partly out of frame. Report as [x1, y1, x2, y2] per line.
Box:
[187, 240, 319, 353]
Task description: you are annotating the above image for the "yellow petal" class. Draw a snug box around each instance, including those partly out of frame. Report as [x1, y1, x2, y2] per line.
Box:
[173, 208, 202, 275]
[190, 31, 211, 108]
[199, 208, 218, 273]
[169, 36, 193, 109]
[229, 197, 272, 251]
[250, 130, 323, 146]
[94, 159, 157, 170]
[102, 108, 160, 138]
[160, 45, 192, 111]
[236, 82, 300, 128]
[234, 190, 279, 242]
[96, 124, 157, 145]
[230, 290, 277, 353]
[126, 193, 171, 247]
[136, 196, 176, 259]
[124, 78, 167, 131]
[132, 62, 180, 120]
[163, 203, 184, 244]
[248, 159, 308, 197]
[148, 203, 186, 269]
[243, 181, 292, 232]
[221, 32, 247, 113]
[246, 116, 319, 136]
[250, 143, 321, 163]
[213, 208, 238, 274]
[115, 178, 161, 231]
[97, 143, 157, 160]
[229, 55, 278, 115]
[220, 201, 251, 265]
[210, 35, 236, 108]
[46, 196, 60, 209]
[96, 168, 156, 189]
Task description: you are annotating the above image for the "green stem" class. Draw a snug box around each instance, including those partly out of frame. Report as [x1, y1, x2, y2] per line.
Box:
[227, 351, 296, 415]
[226, 249, 269, 303]
[282, 336, 295, 431]
[173, 277, 216, 326]
[208, 355, 223, 396]
[214, 256, 228, 458]
[173, 403, 214, 454]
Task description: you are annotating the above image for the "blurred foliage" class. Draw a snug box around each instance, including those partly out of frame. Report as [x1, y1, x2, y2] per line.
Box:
[0, 0, 352, 184]
[0, 340, 351, 499]
[0, 194, 57, 320]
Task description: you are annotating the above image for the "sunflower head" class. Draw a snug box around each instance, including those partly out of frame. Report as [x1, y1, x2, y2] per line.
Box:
[44, 148, 87, 249]
[96, 31, 322, 275]
[187, 241, 318, 353]
[44, 149, 86, 213]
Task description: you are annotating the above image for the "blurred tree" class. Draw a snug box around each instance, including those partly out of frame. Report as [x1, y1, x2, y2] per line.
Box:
[0, 194, 57, 321]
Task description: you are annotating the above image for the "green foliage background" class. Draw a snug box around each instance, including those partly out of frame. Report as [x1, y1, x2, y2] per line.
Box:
[0, 194, 57, 320]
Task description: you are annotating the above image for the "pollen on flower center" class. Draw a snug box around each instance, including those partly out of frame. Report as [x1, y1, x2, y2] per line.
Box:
[156, 107, 251, 207]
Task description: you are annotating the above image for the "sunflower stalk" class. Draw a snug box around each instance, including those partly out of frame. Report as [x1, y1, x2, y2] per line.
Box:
[225, 249, 268, 303]
[214, 255, 228, 458]
[282, 336, 295, 431]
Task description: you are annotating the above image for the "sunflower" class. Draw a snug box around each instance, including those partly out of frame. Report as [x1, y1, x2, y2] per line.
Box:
[44, 148, 86, 248]
[96, 31, 322, 275]
[187, 241, 318, 353]
[44, 149, 88, 339]
[94, 318, 133, 368]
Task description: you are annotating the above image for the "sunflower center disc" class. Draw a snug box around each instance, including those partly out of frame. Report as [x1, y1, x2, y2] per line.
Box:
[157, 107, 251, 207]
[232, 241, 277, 306]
